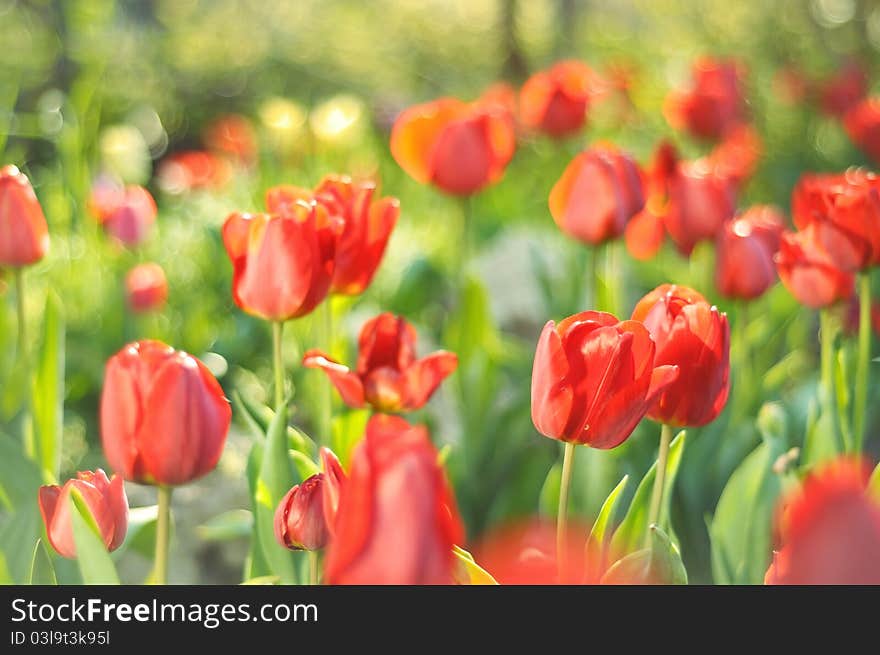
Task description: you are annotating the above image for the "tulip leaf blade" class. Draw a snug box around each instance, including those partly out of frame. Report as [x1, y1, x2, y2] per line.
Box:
[69, 489, 120, 585]
[452, 545, 498, 585]
[868, 461, 880, 501]
[611, 430, 686, 556]
[197, 509, 253, 542]
[601, 526, 687, 584]
[29, 539, 57, 585]
[116, 505, 162, 559]
[232, 390, 266, 441]
[585, 474, 628, 581]
[31, 291, 64, 484]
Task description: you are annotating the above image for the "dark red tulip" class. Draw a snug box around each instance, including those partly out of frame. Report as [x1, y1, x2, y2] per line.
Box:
[89, 183, 157, 247]
[324, 414, 464, 584]
[817, 60, 867, 118]
[303, 312, 457, 413]
[765, 458, 880, 585]
[157, 150, 232, 194]
[222, 194, 342, 321]
[390, 97, 515, 195]
[100, 340, 232, 486]
[663, 58, 746, 141]
[531, 311, 679, 447]
[274, 474, 329, 551]
[791, 170, 880, 272]
[125, 262, 168, 313]
[312, 175, 399, 296]
[664, 158, 736, 256]
[715, 206, 785, 300]
[631, 285, 730, 427]
[519, 60, 596, 138]
[549, 145, 645, 245]
[320, 447, 346, 535]
[203, 114, 257, 164]
[38, 469, 128, 559]
[845, 98, 880, 165]
[776, 225, 855, 309]
[0, 165, 49, 267]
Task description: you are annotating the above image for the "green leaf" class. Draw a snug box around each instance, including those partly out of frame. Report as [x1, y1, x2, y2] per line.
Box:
[601, 526, 687, 585]
[31, 291, 64, 484]
[241, 575, 279, 585]
[0, 429, 43, 509]
[611, 430, 686, 555]
[290, 450, 320, 480]
[254, 405, 299, 584]
[585, 475, 628, 581]
[69, 490, 120, 584]
[452, 545, 498, 585]
[232, 390, 266, 441]
[116, 505, 161, 558]
[243, 441, 271, 581]
[29, 539, 57, 585]
[868, 461, 880, 501]
[198, 509, 252, 542]
[331, 409, 369, 468]
[233, 391, 315, 456]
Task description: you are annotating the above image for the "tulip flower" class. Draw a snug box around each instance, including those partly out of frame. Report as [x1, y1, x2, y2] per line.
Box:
[312, 175, 399, 296]
[203, 114, 257, 164]
[776, 225, 854, 309]
[845, 98, 880, 166]
[663, 58, 746, 141]
[549, 145, 645, 246]
[274, 474, 329, 551]
[0, 165, 49, 267]
[715, 206, 784, 301]
[157, 150, 232, 194]
[100, 340, 232, 486]
[303, 312, 458, 413]
[708, 123, 763, 190]
[89, 183, 157, 247]
[125, 262, 168, 313]
[624, 141, 678, 261]
[222, 196, 342, 322]
[632, 285, 730, 427]
[320, 447, 346, 534]
[324, 414, 463, 584]
[530, 310, 679, 447]
[38, 470, 128, 559]
[519, 60, 596, 138]
[817, 60, 867, 118]
[765, 458, 880, 584]
[390, 96, 515, 195]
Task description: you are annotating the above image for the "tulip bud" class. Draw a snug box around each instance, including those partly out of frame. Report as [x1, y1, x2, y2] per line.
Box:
[664, 159, 736, 256]
[320, 448, 346, 534]
[38, 469, 128, 559]
[274, 474, 329, 551]
[715, 206, 784, 300]
[157, 151, 232, 194]
[818, 61, 867, 118]
[125, 262, 168, 313]
[519, 60, 596, 138]
[663, 58, 746, 141]
[845, 98, 880, 166]
[89, 182, 157, 248]
[203, 114, 257, 164]
[776, 225, 854, 309]
[0, 165, 50, 267]
[100, 340, 232, 486]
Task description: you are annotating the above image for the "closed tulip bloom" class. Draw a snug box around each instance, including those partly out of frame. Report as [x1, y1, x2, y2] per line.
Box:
[100, 340, 232, 486]
[0, 165, 49, 267]
[632, 285, 730, 427]
[549, 146, 645, 245]
[222, 196, 342, 321]
[38, 469, 128, 559]
[818, 60, 867, 118]
[519, 60, 596, 138]
[274, 474, 329, 551]
[90, 184, 157, 247]
[844, 98, 880, 166]
[303, 312, 458, 413]
[324, 414, 464, 584]
[663, 58, 746, 141]
[715, 206, 785, 300]
[776, 225, 854, 309]
[664, 159, 736, 256]
[312, 175, 399, 295]
[125, 262, 168, 313]
[390, 97, 515, 195]
[531, 311, 679, 447]
[203, 114, 257, 164]
[792, 170, 880, 272]
[624, 141, 679, 261]
[320, 447, 347, 534]
[157, 150, 232, 194]
[765, 458, 880, 585]
[708, 123, 763, 190]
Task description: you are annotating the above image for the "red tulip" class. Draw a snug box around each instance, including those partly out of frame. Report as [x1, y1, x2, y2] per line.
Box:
[708, 123, 763, 190]
[817, 60, 867, 118]
[320, 447, 346, 534]
[715, 205, 785, 300]
[157, 150, 232, 194]
[549, 145, 645, 245]
[203, 114, 257, 164]
[773, 66, 809, 106]
[38, 469, 128, 559]
[766, 458, 880, 585]
[845, 98, 880, 165]
[519, 60, 596, 138]
[274, 474, 329, 551]
[324, 414, 464, 584]
[0, 165, 49, 267]
[311, 175, 399, 295]
[776, 225, 855, 309]
[624, 141, 679, 261]
[791, 170, 880, 272]
[303, 312, 457, 412]
[479, 82, 518, 120]
[125, 262, 168, 313]
[100, 340, 232, 486]
[222, 194, 342, 321]
[631, 285, 730, 427]
[89, 183, 157, 247]
[664, 158, 736, 256]
[531, 311, 679, 447]
[390, 97, 515, 195]
[663, 58, 746, 141]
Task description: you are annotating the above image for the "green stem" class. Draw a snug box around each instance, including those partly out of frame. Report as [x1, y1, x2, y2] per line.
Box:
[589, 245, 601, 311]
[154, 486, 172, 585]
[317, 301, 333, 446]
[646, 424, 673, 538]
[309, 551, 319, 586]
[854, 272, 871, 453]
[819, 309, 848, 452]
[456, 197, 473, 301]
[604, 240, 619, 316]
[273, 321, 285, 412]
[556, 442, 576, 582]
[14, 268, 26, 360]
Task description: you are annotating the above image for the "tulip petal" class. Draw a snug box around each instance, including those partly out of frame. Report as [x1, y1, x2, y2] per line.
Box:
[403, 351, 459, 409]
[530, 321, 573, 439]
[625, 208, 666, 261]
[302, 350, 366, 408]
[390, 98, 467, 184]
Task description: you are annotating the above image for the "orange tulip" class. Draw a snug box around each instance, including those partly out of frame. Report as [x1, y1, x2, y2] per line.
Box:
[519, 60, 596, 138]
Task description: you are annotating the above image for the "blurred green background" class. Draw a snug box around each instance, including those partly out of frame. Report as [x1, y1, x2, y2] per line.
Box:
[1, 0, 879, 583]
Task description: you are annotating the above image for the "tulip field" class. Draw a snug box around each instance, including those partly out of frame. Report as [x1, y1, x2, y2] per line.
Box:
[2, 0, 880, 588]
